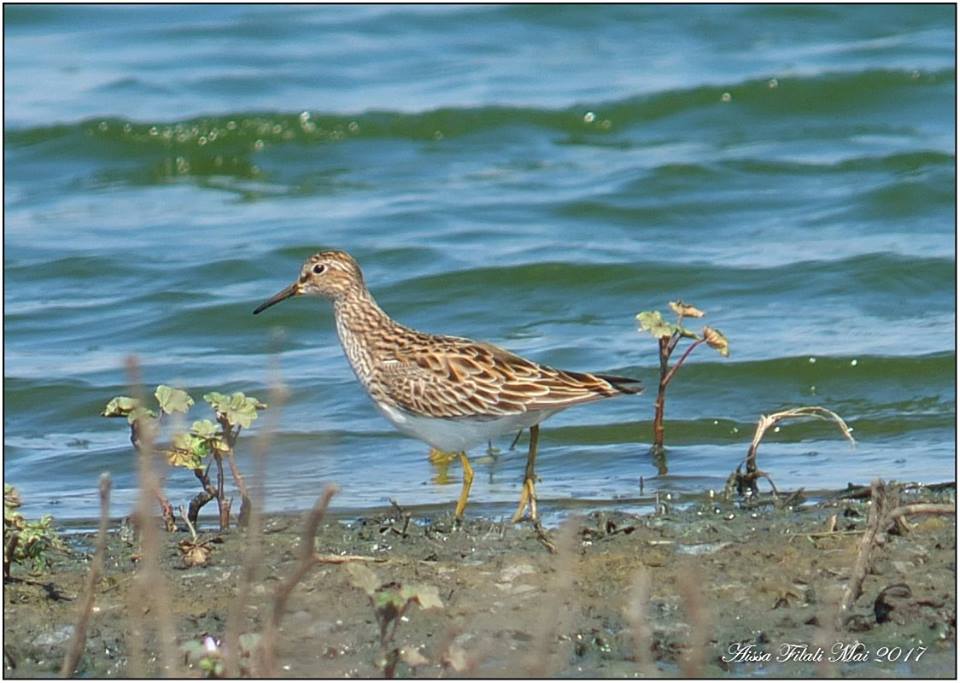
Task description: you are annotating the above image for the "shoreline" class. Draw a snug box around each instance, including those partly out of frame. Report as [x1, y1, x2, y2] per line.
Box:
[4, 483, 956, 678]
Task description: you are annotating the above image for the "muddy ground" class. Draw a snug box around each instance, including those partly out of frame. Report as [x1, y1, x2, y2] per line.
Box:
[4, 484, 956, 678]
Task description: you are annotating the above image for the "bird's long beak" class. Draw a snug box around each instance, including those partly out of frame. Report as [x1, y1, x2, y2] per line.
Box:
[253, 282, 302, 315]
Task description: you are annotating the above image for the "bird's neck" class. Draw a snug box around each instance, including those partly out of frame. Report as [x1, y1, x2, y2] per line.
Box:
[332, 285, 396, 384]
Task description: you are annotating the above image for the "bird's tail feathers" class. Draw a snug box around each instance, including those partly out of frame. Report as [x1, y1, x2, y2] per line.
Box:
[596, 373, 644, 395]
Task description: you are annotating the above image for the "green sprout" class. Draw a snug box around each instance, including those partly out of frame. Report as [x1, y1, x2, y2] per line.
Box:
[346, 563, 442, 678]
[164, 391, 266, 530]
[101, 385, 194, 531]
[181, 632, 260, 678]
[4, 484, 68, 579]
[637, 301, 730, 469]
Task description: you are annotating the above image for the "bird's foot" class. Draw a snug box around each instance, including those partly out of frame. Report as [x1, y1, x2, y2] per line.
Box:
[429, 448, 457, 485]
[511, 477, 538, 524]
[429, 448, 458, 465]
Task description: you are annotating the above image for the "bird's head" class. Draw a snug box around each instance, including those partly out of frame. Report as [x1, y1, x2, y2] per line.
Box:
[253, 250, 364, 314]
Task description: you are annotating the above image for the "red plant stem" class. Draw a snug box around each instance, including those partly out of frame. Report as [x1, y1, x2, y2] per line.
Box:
[3, 535, 19, 579]
[214, 454, 229, 530]
[156, 493, 176, 532]
[652, 336, 671, 450]
[217, 417, 251, 527]
[653, 333, 706, 452]
[663, 338, 705, 386]
[188, 466, 218, 525]
[130, 419, 176, 531]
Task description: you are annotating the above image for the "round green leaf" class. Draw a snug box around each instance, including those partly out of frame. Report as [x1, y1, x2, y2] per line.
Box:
[191, 419, 219, 439]
[102, 396, 140, 418]
[155, 385, 194, 415]
[126, 406, 157, 424]
[636, 310, 676, 339]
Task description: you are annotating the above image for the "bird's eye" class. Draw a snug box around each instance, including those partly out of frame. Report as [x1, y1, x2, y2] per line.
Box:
[313, 264, 326, 274]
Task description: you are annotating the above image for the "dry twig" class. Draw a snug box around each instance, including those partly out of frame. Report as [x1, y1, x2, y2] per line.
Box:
[728, 406, 855, 498]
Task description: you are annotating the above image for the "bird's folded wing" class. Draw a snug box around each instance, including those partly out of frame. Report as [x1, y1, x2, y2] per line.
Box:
[378, 337, 624, 418]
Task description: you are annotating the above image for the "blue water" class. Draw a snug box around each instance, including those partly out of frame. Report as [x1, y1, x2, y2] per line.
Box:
[3, 4, 956, 523]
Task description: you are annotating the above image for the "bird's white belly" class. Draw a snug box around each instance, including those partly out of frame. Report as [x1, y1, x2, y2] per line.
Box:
[374, 401, 552, 452]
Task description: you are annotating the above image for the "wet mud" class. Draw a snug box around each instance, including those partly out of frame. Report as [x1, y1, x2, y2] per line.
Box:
[4, 485, 955, 678]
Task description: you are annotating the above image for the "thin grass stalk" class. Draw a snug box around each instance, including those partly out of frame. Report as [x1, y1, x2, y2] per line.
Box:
[125, 357, 180, 676]
[60, 473, 111, 677]
[260, 485, 338, 674]
[223, 370, 287, 677]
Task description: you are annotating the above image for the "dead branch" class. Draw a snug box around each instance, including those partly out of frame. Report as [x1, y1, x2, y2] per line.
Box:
[533, 520, 558, 554]
[746, 406, 854, 473]
[60, 473, 111, 677]
[729, 406, 855, 498]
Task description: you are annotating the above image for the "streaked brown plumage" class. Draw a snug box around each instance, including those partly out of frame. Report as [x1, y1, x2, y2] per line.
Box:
[254, 249, 642, 522]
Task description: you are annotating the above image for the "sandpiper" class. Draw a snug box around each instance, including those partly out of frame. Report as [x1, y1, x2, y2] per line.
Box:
[254, 250, 642, 522]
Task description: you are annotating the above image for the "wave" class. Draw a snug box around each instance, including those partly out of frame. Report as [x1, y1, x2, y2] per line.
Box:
[7, 68, 953, 159]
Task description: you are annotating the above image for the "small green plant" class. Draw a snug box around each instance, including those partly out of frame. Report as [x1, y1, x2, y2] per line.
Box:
[637, 301, 729, 464]
[4, 484, 68, 579]
[102, 384, 194, 531]
[167, 391, 265, 530]
[102, 385, 265, 531]
[346, 563, 443, 678]
[181, 632, 261, 678]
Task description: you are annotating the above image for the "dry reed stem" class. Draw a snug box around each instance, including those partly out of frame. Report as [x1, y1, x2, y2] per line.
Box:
[60, 473, 111, 677]
[124, 357, 180, 677]
[624, 568, 656, 676]
[223, 373, 287, 677]
[677, 566, 709, 677]
[837, 480, 888, 625]
[314, 554, 381, 564]
[259, 484, 338, 675]
[837, 481, 955, 628]
[810, 593, 840, 678]
[523, 520, 578, 676]
[886, 503, 956, 522]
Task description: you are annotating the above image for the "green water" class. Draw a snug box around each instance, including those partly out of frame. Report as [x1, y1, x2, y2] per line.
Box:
[3, 4, 955, 522]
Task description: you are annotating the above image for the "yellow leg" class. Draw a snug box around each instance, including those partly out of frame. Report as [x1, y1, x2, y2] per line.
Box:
[511, 424, 540, 523]
[429, 448, 458, 484]
[454, 451, 474, 520]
